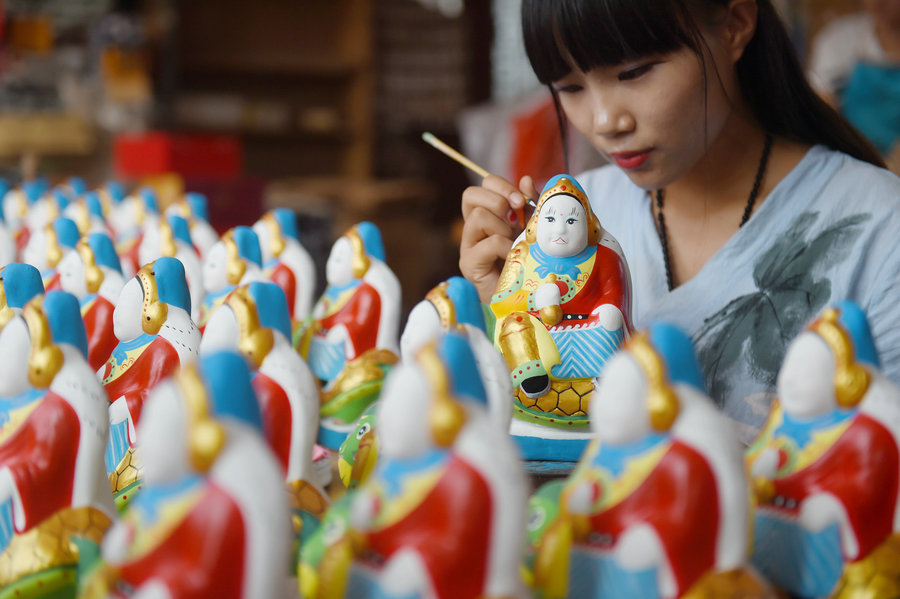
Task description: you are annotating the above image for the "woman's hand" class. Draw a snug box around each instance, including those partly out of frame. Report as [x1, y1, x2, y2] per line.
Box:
[460, 174, 536, 302]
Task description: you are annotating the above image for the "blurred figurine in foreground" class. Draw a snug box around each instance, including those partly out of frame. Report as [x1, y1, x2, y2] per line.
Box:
[83, 352, 292, 598]
[747, 300, 900, 597]
[528, 323, 771, 599]
[0, 292, 115, 597]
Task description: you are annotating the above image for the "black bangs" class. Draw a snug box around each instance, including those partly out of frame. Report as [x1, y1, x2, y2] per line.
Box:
[522, 0, 703, 83]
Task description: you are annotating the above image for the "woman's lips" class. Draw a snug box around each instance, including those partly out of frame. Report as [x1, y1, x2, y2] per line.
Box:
[610, 149, 651, 170]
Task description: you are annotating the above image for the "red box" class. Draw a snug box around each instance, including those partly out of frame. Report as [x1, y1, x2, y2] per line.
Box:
[114, 131, 242, 179]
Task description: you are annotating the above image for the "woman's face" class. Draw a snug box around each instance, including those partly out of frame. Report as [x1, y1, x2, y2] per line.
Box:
[552, 38, 738, 191]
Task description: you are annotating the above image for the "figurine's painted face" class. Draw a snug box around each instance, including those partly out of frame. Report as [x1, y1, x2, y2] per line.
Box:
[535, 195, 588, 257]
[108, 197, 140, 238]
[113, 277, 145, 341]
[777, 331, 838, 418]
[21, 228, 49, 270]
[326, 237, 355, 287]
[0, 316, 31, 395]
[198, 306, 240, 356]
[202, 242, 229, 293]
[24, 198, 55, 233]
[377, 362, 432, 458]
[591, 351, 653, 444]
[399, 301, 442, 361]
[140, 379, 190, 483]
[57, 250, 88, 298]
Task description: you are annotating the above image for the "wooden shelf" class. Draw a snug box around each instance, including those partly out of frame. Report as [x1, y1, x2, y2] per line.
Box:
[172, 0, 374, 178]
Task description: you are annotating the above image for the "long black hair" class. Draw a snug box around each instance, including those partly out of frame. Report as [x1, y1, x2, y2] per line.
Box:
[522, 0, 886, 169]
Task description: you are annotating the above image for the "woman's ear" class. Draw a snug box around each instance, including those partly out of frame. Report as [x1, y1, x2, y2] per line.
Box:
[724, 0, 759, 63]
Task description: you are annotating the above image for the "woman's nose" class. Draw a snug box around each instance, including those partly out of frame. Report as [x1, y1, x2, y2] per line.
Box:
[593, 98, 635, 137]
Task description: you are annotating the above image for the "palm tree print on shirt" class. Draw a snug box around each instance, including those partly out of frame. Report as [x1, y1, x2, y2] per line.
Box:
[695, 211, 871, 406]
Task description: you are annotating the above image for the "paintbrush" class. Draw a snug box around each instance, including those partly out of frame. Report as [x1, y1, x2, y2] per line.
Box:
[421, 132, 536, 225]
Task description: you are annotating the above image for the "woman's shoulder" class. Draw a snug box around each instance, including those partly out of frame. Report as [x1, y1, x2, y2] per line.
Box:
[811, 146, 900, 201]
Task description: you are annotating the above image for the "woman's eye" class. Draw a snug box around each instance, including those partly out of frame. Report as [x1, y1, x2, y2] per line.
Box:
[553, 83, 583, 94]
[618, 62, 657, 82]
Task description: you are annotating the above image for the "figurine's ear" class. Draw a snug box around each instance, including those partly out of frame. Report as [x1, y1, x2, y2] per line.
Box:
[176, 363, 226, 473]
[627, 332, 680, 432]
[23, 297, 64, 389]
[224, 232, 248, 286]
[810, 309, 870, 409]
[225, 286, 275, 370]
[137, 264, 168, 335]
[419, 343, 467, 447]
[77, 240, 105, 295]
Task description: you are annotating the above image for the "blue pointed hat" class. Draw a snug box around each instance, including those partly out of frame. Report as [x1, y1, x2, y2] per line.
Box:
[647, 322, 706, 392]
[22, 179, 46, 204]
[138, 187, 159, 214]
[0, 263, 44, 309]
[81, 192, 105, 220]
[443, 276, 486, 333]
[832, 300, 880, 368]
[86, 232, 123, 274]
[184, 193, 210, 222]
[50, 188, 72, 211]
[540, 173, 589, 198]
[198, 351, 263, 432]
[354, 221, 385, 262]
[52, 217, 81, 250]
[231, 226, 262, 267]
[103, 181, 126, 204]
[152, 256, 192, 314]
[167, 215, 194, 247]
[0, 179, 8, 221]
[246, 281, 292, 342]
[66, 177, 87, 197]
[434, 331, 488, 407]
[43, 290, 89, 358]
[270, 208, 299, 242]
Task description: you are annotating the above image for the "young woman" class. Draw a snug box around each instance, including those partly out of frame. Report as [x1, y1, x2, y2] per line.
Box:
[459, 0, 900, 443]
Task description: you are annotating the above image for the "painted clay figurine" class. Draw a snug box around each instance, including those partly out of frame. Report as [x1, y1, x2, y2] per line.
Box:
[0, 263, 44, 328]
[22, 216, 81, 290]
[302, 222, 401, 449]
[301, 333, 528, 599]
[101, 257, 200, 508]
[490, 174, 631, 462]
[199, 225, 266, 330]
[529, 323, 770, 599]
[57, 232, 125, 370]
[253, 207, 317, 322]
[22, 188, 72, 246]
[0, 179, 15, 267]
[402, 276, 513, 431]
[82, 352, 292, 599]
[335, 276, 514, 487]
[747, 301, 900, 598]
[165, 192, 218, 258]
[2, 180, 45, 252]
[200, 281, 329, 547]
[63, 191, 113, 237]
[0, 291, 115, 596]
[139, 213, 205, 323]
[108, 187, 160, 278]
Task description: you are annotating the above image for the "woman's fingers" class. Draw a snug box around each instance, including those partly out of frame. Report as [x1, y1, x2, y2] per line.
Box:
[459, 233, 514, 303]
[462, 175, 525, 222]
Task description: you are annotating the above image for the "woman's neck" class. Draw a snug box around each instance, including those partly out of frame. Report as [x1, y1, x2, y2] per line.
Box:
[652, 110, 810, 287]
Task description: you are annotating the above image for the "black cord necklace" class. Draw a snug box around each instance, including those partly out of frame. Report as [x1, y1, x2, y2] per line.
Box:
[655, 133, 773, 292]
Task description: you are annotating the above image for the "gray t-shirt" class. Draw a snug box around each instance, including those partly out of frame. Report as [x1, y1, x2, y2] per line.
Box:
[578, 145, 900, 443]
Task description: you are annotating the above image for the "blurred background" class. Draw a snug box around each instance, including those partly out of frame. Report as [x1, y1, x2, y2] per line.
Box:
[0, 0, 890, 313]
